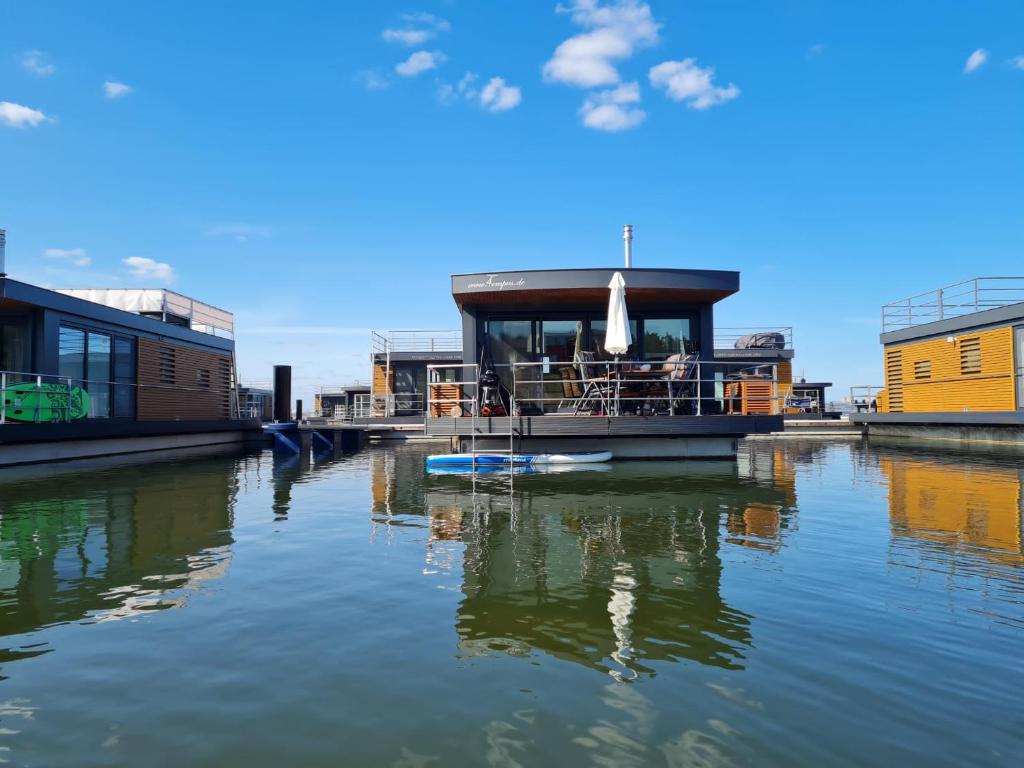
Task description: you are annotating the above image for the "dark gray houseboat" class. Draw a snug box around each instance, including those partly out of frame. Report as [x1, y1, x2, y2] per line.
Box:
[0, 278, 259, 465]
[424, 267, 785, 458]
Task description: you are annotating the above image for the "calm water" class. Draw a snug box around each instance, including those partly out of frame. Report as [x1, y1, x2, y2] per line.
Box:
[1, 439, 1022, 767]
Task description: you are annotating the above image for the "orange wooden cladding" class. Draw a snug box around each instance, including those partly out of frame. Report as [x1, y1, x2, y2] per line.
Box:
[137, 338, 233, 420]
[880, 326, 1016, 412]
[429, 383, 464, 416]
[725, 379, 777, 415]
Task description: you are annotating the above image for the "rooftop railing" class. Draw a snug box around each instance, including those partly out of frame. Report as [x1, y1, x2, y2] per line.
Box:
[370, 329, 462, 355]
[714, 327, 793, 350]
[319, 380, 371, 394]
[881, 277, 1024, 332]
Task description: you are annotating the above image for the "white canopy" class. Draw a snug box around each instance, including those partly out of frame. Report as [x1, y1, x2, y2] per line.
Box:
[603, 271, 632, 356]
[55, 288, 234, 338]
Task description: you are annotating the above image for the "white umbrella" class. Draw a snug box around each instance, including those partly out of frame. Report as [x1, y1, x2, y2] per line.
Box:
[604, 271, 632, 356]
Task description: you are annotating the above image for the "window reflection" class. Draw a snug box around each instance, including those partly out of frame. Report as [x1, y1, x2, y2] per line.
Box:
[643, 319, 692, 361]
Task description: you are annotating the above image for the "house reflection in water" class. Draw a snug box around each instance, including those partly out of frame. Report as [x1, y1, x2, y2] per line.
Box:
[370, 448, 799, 677]
[0, 450, 244, 659]
[877, 447, 1024, 568]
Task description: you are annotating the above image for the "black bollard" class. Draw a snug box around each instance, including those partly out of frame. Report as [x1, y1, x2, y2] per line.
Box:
[273, 365, 292, 422]
[296, 399, 303, 421]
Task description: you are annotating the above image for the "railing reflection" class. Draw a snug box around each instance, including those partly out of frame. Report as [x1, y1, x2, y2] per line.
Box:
[368, 447, 816, 676]
[0, 448, 254, 655]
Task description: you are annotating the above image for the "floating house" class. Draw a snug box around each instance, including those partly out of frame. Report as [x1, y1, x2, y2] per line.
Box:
[370, 329, 462, 417]
[423, 267, 786, 458]
[855, 277, 1024, 447]
[0, 278, 260, 465]
[316, 381, 372, 420]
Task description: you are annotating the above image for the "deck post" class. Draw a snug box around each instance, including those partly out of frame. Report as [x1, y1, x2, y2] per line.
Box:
[1, 371, 5, 425]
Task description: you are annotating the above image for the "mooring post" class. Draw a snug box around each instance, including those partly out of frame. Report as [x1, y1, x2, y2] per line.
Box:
[273, 365, 292, 423]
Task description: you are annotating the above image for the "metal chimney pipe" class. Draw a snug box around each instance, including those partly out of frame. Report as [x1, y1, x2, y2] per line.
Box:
[0, 229, 7, 277]
[623, 224, 633, 268]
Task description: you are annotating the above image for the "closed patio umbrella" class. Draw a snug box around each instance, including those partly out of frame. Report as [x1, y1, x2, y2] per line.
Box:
[605, 272, 631, 416]
[604, 272, 632, 356]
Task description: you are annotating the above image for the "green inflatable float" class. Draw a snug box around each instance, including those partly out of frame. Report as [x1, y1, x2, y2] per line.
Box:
[2, 382, 90, 422]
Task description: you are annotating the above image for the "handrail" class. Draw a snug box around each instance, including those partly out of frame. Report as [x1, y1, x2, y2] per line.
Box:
[714, 326, 794, 350]
[426, 359, 786, 418]
[1, 369, 238, 425]
[881, 277, 1024, 332]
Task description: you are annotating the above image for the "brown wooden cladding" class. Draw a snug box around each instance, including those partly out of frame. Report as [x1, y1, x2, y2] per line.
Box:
[137, 338, 233, 421]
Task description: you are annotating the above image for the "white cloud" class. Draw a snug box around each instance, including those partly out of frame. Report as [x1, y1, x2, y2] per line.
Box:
[543, 0, 660, 88]
[963, 48, 988, 74]
[438, 72, 478, 104]
[395, 50, 446, 77]
[579, 82, 646, 131]
[382, 12, 450, 46]
[1008, 55, 1024, 70]
[479, 77, 522, 112]
[649, 58, 740, 110]
[122, 256, 176, 284]
[0, 101, 49, 128]
[206, 223, 272, 242]
[44, 247, 91, 267]
[806, 43, 825, 59]
[20, 49, 55, 77]
[354, 69, 390, 90]
[438, 72, 521, 113]
[103, 80, 133, 99]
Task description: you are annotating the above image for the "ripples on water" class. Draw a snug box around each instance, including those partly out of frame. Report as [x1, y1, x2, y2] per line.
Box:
[0, 439, 1021, 766]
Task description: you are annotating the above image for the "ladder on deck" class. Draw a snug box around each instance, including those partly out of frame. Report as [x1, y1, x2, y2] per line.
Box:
[466, 363, 519, 471]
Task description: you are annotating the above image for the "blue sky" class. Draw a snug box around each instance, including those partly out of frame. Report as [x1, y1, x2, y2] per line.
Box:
[2, 1, 1022, 401]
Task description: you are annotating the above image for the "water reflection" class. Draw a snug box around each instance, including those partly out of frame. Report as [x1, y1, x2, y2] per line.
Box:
[865, 442, 1024, 571]
[371, 444, 806, 677]
[0, 449, 252, 663]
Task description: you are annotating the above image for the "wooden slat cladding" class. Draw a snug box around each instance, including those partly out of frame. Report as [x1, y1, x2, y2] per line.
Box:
[882, 326, 1015, 413]
[137, 338, 233, 421]
[885, 350, 904, 412]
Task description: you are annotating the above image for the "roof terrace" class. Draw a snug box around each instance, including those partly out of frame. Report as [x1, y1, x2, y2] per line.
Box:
[881, 277, 1024, 333]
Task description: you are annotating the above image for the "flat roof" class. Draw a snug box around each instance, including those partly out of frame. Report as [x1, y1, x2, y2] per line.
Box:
[452, 267, 739, 309]
[0, 277, 235, 352]
[880, 300, 1024, 345]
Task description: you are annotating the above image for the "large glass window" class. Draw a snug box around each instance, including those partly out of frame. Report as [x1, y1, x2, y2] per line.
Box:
[59, 326, 135, 419]
[0, 318, 32, 372]
[112, 336, 136, 418]
[643, 318, 693, 361]
[87, 332, 111, 419]
[58, 327, 86, 384]
[591, 319, 638, 360]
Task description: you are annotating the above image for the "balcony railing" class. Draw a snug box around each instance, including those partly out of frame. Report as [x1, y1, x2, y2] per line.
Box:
[1, 370, 240, 424]
[370, 329, 462, 355]
[714, 327, 793, 350]
[881, 277, 1024, 332]
[318, 380, 371, 394]
[426, 359, 786, 420]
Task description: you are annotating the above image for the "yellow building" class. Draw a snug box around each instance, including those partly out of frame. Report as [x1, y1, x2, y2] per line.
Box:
[877, 278, 1024, 414]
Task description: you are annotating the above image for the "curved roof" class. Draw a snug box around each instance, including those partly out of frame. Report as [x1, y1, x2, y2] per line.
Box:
[451, 267, 739, 309]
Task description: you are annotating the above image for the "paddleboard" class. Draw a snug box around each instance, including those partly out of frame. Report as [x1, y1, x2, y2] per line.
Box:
[426, 450, 613, 467]
[2, 382, 90, 422]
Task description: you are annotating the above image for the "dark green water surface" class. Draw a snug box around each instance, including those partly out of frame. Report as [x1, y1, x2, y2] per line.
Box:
[1, 439, 1022, 767]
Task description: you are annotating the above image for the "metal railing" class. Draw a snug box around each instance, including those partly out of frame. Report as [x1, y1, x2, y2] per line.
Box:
[849, 385, 884, 413]
[318, 380, 371, 394]
[370, 329, 462, 355]
[1, 369, 238, 425]
[881, 277, 1024, 332]
[55, 288, 235, 338]
[714, 327, 793, 350]
[427, 359, 785, 419]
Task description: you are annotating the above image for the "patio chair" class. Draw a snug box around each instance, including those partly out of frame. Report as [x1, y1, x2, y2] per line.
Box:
[573, 351, 613, 415]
